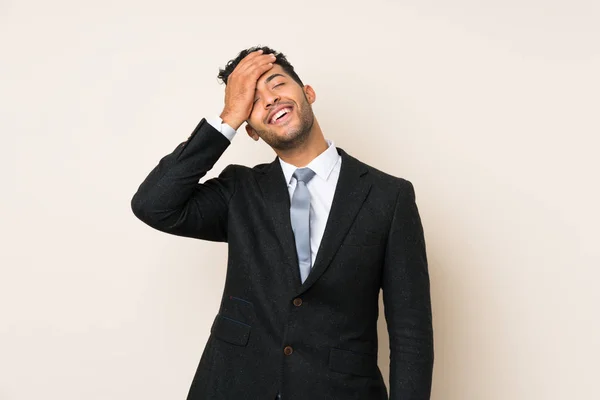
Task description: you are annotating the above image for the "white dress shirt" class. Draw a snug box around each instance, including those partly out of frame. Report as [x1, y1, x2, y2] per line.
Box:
[206, 116, 342, 266]
[207, 116, 237, 141]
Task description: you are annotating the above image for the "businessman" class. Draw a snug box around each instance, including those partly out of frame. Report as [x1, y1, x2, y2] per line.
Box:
[131, 46, 434, 399]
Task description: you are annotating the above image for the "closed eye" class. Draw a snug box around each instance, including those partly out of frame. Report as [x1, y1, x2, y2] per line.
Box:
[254, 83, 284, 103]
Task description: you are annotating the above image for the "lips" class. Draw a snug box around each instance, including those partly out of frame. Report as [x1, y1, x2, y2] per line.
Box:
[267, 104, 293, 124]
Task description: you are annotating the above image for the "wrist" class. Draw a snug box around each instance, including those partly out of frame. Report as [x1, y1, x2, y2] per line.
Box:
[219, 111, 243, 131]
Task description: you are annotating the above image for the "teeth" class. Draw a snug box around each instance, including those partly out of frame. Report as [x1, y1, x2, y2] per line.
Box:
[271, 108, 291, 123]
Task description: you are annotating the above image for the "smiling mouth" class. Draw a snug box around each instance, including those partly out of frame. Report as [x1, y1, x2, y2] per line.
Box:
[269, 107, 293, 125]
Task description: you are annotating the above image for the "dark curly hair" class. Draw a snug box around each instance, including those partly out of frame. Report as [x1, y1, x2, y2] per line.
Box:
[217, 45, 304, 87]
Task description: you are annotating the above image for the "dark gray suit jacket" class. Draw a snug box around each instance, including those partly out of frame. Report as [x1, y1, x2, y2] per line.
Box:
[131, 118, 434, 399]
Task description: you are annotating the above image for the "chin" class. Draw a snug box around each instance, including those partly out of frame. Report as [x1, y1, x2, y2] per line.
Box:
[281, 129, 311, 148]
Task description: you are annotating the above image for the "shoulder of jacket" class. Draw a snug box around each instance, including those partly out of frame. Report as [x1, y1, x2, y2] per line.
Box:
[356, 158, 411, 189]
[223, 162, 271, 176]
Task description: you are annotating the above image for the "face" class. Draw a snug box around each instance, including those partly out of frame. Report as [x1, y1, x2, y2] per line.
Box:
[245, 64, 316, 150]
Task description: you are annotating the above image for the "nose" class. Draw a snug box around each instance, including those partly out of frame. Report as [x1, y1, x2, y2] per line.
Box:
[265, 93, 280, 109]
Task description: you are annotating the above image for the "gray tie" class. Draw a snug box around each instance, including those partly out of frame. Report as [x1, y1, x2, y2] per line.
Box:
[290, 167, 316, 283]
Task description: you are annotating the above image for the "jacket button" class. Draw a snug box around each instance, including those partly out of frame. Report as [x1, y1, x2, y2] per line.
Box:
[292, 297, 303, 306]
[283, 346, 293, 355]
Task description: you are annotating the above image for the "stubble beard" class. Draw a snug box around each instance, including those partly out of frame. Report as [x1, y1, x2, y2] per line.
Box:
[255, 96, 315, 151]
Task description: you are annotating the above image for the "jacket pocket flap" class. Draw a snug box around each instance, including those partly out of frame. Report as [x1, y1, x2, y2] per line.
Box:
[329, 347, 377, 377]
[210, 314, 251, 346]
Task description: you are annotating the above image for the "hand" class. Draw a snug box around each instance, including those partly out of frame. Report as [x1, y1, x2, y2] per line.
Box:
[219, 50, 276, 130]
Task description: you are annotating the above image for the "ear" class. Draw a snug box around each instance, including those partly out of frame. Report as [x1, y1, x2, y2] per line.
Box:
[245, 124, 260, 141]
[303, 85, 316, 105]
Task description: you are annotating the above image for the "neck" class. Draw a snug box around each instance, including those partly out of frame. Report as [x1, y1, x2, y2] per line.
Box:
[276, 119, 328, 167]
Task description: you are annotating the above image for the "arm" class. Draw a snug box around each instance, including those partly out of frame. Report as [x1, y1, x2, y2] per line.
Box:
[130, 118, 236, 242]
[131, 50, 276, 241]
[382, 180, 434, 399]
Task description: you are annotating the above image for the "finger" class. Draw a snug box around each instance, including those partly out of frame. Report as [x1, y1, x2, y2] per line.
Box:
[235, 50, 266, 70]
[236, 55, 274, 78]
[247, 59, 275, 80]
[237, 53, 276, 76]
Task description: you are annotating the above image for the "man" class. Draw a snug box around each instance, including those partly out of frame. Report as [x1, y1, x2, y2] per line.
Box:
[131, 46, 434, 400]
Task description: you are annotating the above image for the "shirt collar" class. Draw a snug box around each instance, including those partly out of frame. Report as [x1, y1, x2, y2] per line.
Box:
[278, 139, 339, 186]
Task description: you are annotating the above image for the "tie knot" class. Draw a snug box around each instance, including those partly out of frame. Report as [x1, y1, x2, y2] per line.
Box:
[293, 167, 316, 184]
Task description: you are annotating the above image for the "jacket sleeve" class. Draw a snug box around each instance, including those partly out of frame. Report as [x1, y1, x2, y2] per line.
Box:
[130, 118, 237, 242]
[382, 180, 434, 399]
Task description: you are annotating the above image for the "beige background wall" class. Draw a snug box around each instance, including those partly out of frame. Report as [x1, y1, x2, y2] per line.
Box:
[2, 1, 599, 399]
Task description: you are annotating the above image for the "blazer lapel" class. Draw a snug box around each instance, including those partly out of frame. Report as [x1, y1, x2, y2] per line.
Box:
[257, 158, 299, 289]
[257, 147, 372, 294]
[295, 147, 371, 295]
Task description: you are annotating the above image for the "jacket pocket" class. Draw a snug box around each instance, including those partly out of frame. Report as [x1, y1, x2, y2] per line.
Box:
[221, 295, 255, 326]
[210, 314, 251, 347]
[329, 347, 377, 377]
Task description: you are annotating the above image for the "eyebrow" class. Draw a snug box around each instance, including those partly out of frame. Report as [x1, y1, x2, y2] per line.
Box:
[264, 73, 285, 85]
